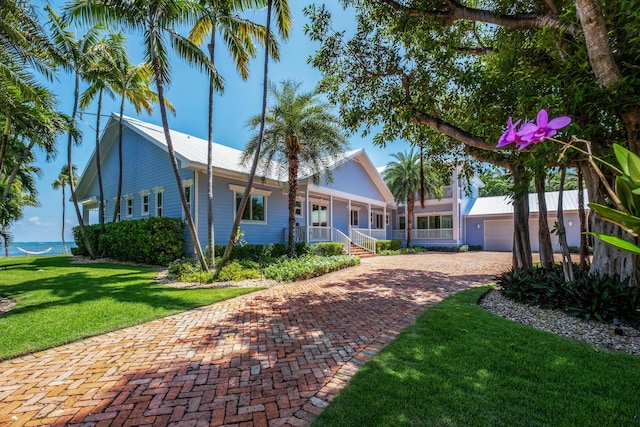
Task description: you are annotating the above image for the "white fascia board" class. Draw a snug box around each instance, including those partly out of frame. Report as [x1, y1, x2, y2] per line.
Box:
[308, 184, 390, 207]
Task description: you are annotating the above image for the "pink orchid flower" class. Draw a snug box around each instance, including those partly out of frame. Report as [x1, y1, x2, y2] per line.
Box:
[516, 109, 572, 148]
[497, 117, 522, 148]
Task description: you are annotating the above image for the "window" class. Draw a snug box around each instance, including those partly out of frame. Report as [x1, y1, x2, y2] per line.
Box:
[375, 213, 384, 229]
[235, 193, 265, 222]
[312, 204, 327, 227]
[142, 195, 149, 215]
[399, 215, 406, 230]
[229, 184, 271, 223]
[183, 186, 192, 218]
[350, 209, 359, 226]
[125, 196, 133, 218]
[295, 200, 303, 217]
[154, 187, 164, 217]
[417, 214, 453, 229]
[386, 214, 390, 225]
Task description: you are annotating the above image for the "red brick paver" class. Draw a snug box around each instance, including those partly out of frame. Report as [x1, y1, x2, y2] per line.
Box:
[0, 252, 512, 427]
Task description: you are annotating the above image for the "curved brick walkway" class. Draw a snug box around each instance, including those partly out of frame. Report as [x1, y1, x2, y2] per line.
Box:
[0, 252, 511, 427]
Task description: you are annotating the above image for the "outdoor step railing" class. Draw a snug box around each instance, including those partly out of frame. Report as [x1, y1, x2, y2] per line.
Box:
[350, 229, 377, 254]
[332, 228, 351, 255]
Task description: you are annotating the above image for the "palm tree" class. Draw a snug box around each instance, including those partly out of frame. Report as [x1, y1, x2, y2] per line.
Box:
[189, 0, 279, 270]
[80, 32, 126, 224]
[221, 0, 291, 265]
[52, 164, 78, 255]
[240, 80, 348, 257]
[47, 6, 102, 259]
[65, 0, 218, 271]
[383, 149, 443, 248]
[111, 61, 166, 222]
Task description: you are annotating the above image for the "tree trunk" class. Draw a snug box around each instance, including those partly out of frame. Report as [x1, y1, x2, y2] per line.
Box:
[152, 56, 208, 271]
[406, 194, 414, 248]
[221, 0, 273, 267]
[287, 147, 300, 257]
[112, 99, 125, 222]
[577, 165, 589, 270]
[557, 167, 574, 282]
[95, 89, 105, 224]
[61, 184, 67, 255]
[0, 116, 11, 174]
[207, 30, 216, 270]
[534, 173, 554, 268]
[3, 140, 35, 200]
[510, 165, 532, 269]
[68, 72, 95, 258]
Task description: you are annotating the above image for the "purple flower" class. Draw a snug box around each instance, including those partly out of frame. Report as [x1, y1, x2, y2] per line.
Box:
[516, 109, 571, 149]
[497, 117, 522, 148]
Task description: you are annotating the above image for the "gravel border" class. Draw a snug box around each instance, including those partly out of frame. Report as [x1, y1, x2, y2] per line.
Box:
[480, 289, 640, 356]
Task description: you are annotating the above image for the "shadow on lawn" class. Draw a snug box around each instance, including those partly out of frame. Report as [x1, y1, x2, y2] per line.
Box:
[60, 262, 501, 425]
[0, 256, 207, 318]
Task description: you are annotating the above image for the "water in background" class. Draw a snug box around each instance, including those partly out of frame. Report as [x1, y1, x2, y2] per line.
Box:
[4, 242, 75, 257]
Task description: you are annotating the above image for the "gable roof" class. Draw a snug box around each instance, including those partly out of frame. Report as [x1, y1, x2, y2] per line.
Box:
[76, 114, 392, 202]
[467, 190, 589, 216]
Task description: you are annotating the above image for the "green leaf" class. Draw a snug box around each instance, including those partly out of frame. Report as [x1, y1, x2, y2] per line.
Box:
[613, 144, 631, 176]
[588, 203, 640, 227]
[586, 232, 640, 254]
[616, 176, 640, 216]
[628, 150, 640, 186]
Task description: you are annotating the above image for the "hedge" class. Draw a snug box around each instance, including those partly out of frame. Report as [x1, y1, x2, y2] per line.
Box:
[72, 217, 185, 266]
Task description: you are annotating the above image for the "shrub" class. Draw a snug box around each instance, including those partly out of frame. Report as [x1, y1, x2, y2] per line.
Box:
[212, 243, 288, 265]
[376, 240, 402, 252]
[496, 265, 640, 326]
[458, 245, 469, 252]
[216, 260, 261, 282]
[467, 245, 483, 251]
[167, 258, 214, 282]
[73, 217, 185, 265]
[264, 255, 359, 282]
[313, 242, 345, 256]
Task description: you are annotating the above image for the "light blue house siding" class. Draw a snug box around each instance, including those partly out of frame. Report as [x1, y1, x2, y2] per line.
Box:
[317, 159, 386, 201]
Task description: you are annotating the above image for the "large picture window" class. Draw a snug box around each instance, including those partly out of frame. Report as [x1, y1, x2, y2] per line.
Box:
[417, 214, 453, 229]
[230, 183, 271, 223]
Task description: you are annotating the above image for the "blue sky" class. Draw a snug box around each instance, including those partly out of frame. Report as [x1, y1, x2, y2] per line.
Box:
[12, 2, 404, 242]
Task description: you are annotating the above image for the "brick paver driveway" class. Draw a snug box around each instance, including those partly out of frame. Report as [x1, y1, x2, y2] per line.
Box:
[0, 252, 512, 427]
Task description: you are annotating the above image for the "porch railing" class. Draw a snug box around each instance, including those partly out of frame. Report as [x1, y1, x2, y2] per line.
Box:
[332, 228, 351, 255]
[391, 229, 454, 240]
[351, 228, 386, 240]
[351, 229, 377, 253]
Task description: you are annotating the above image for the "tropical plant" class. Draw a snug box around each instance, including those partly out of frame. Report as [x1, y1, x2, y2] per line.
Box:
[221, 0, 292, 266]
[47, 6, 102, 259]
[65, 0, 219, 271]
[189, 0, 278, 270]
[383, 149, 444, 248]
[79, 32, 127, 224]
[52, 164, 78, 255]
[240, 80, 348, 257]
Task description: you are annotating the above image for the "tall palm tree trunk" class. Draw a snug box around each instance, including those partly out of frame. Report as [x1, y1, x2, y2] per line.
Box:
[2, 140, 35, 200]
[286, 142, 300, 257]
[112, 99, 125, 222]
[151, 56, 208, 271]
[406, 194, 414, 248]
[68, 72, 95, 258]
[222, 0, 273, 266]
[95, 89, 105, 224]
[207, 30, 216, 270]
[0, 117, 11, 173]
[61, 184, 67, 254]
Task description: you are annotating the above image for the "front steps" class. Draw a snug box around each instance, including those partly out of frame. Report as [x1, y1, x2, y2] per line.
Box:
[348, 243, 376, 258]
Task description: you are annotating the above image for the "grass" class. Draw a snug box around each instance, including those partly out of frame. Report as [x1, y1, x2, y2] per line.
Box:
[313, 286, 640, 427]
[0, 256, 261, 361]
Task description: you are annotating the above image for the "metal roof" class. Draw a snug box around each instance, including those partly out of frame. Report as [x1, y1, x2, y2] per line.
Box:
[467, 190, 589, 216]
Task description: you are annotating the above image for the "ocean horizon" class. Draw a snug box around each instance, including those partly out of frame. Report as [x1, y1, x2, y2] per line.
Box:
[4, 242, 75, 258]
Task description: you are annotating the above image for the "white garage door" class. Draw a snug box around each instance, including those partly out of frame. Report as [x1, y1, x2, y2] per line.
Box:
[484, 220, 513, 251]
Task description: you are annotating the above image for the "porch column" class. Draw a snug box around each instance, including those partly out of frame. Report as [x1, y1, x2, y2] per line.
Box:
[453, 202, 460, 241]
[348, 200, 352, 237]
[368, 203, 371, 233]
[305, 186, 310, 242]
[330, 195, 333, 228]
[383, 204, 387, 238]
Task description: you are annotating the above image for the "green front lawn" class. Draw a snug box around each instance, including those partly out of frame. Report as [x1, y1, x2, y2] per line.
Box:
[0, 256, 260, 360]
[313, 287, 640, 427]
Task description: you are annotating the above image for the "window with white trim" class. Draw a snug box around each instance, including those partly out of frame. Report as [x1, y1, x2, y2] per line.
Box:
[125, 195, 134, 218]
[230, 184, 271, 223]
[295, 200, 303, 217]
[153, 187, 164, 217]
[139, 190, 150, 216]
[312, 203, 327, 227]
[399, 215, 406, 230]
[416, 214, 453, 229]
[371, 212, 384, 229]
[350, 209, 359, 227]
